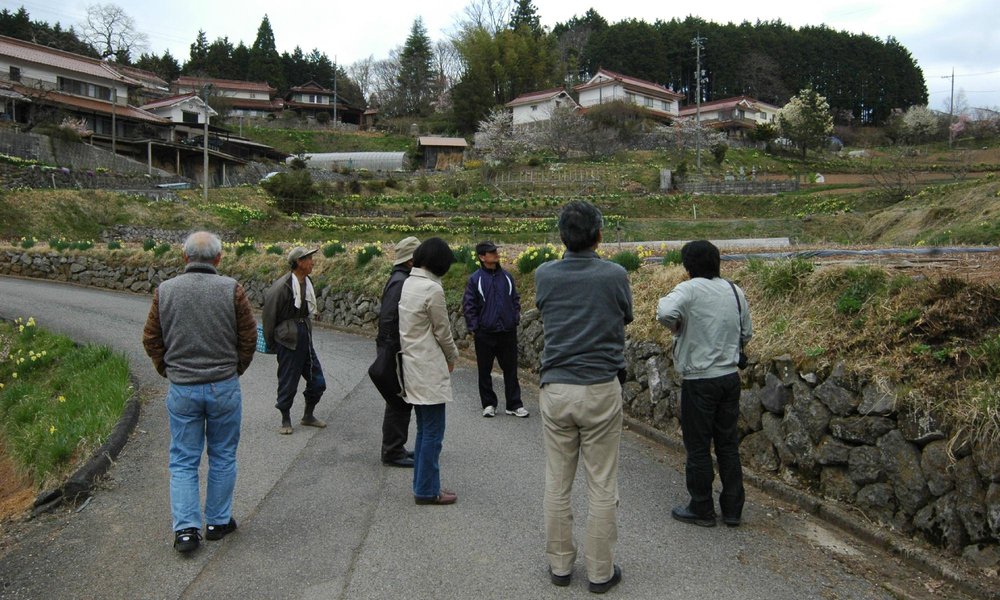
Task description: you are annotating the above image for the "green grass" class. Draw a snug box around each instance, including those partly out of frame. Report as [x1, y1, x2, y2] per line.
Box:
[241, 125, 414, 154]
[0, 319, 131, 487]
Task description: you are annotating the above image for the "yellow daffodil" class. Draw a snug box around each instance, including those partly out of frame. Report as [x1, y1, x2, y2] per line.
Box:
[58, 395, 66, 403]
[49, 425, 56, 434]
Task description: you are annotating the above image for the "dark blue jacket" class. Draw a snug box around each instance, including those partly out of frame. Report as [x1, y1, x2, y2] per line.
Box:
[462, 266, 520, 334]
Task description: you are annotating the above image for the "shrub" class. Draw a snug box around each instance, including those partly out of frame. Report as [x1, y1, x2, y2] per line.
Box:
[49, 238, 69, 252]
[142, 238, 156, 251]
[832, 267, 887, 315]
[711, 142, 728, 165]
[234, 240, 258, 257]
[516, 244, 560, 274]
[365, 180, 386, 193]
[662, 249, 682, 265]
[445, 177, 469, 198]
[610, 250, 642, 272]
[265, 244, 284, 255]
[746, 258, 814, 297]
[452, 245, 480, 273]
[107, 241, 122, 250]
[315, 111, 331, 125]
[527, 156, 542, 167]
[355, 243, 382, 267]
[416, 176, 431, 192]
[153, 243, 171, 258]
[20, 236, 36, 249]
[348, 179, 362, 194]
[261, 170, 317, 211]
[384, 176, 399, 189]
[322, 241, 346, 257]
[69, 240, 93, 251]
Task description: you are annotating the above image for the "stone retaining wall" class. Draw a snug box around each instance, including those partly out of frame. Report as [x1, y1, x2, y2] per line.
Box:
[3, 249, 997, 564]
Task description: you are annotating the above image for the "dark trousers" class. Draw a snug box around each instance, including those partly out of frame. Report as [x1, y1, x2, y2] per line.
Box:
[275, 321, 326, 415]
[376, 343, 412, 461]
[680, 372, 745, 519]
[474, 330, 522, 410]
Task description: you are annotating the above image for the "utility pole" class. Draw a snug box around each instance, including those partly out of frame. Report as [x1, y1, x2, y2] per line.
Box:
[691, 35, 706, 170]
[333, 55, 338, 127]
[110, 87, 117, 156]
[943, 68, 955, 147]
[202, 84, 211, 202]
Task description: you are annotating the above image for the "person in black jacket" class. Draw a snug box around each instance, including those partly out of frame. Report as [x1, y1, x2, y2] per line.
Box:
[462, 241, 526, 418]
[369, 236, 420, 467]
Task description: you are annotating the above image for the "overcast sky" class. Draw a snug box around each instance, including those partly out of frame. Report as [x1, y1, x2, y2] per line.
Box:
[14, 0, 1000, 110]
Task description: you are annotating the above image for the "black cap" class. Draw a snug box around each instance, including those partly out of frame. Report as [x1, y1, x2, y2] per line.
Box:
[475, 241, 498, 256]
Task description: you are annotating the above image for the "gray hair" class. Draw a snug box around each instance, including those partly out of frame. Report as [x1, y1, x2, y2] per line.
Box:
[183, 231, 222, 262]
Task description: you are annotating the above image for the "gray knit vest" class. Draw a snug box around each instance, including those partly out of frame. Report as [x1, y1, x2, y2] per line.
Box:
[157, 263, 239, 385]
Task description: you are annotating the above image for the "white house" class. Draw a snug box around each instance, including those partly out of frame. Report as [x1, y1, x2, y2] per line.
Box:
[284, 80, 362, 125]
[678, 95, 781, 138]
[140, 93, 218, 142]
[173, 76, 283, 118]
[574, 68, 683, 120]
[505, 87, 579, 126]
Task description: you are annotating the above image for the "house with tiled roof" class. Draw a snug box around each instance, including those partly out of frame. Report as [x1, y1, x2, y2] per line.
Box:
[0, 34, 168, 141]
[173, 76, 283, 118]
[505, 87, 579, 127]
[284, 80, 362, 125]
[574, 68, 683, 121]
[678, 95, 780, 138]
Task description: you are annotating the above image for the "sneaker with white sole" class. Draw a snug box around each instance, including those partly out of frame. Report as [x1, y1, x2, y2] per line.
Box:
[505, 407, 529, 418]
[482, 406, 496, 418]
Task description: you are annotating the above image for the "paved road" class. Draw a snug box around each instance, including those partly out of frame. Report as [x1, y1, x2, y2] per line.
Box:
[0, 277, 958, 599]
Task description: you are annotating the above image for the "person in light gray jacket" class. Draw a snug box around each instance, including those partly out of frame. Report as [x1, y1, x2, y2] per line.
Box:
[656, 240, 752, 528]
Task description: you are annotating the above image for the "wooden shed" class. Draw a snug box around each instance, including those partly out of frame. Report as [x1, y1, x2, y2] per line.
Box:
[417, 136, 467, 170]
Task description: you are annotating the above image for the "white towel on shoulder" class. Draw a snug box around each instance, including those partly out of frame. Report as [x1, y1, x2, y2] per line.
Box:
[291, 276, 317, 316]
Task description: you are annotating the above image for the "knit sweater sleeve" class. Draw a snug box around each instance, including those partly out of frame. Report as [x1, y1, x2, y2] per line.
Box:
[141, 288, 167, 377]
[234, 284, 256, 374]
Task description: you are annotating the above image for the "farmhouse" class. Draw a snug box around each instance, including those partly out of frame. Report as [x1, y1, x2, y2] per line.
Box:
[506, 87, 579, 127]
[284, 80, 362, 126]
[678, 95, 781, 139]
[574, 68, 683, 122]
[173, 75, 283, 119]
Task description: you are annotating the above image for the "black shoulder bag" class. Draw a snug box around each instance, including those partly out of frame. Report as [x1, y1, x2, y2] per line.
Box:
[727, 280, 749, 369]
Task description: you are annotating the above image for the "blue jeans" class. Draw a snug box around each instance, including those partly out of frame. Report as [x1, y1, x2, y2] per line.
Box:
[412, 404, 446, 499]
[166, 376, 242, 532]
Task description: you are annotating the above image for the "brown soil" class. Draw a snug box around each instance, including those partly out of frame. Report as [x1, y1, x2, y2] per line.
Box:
[0, 445, 34, 521]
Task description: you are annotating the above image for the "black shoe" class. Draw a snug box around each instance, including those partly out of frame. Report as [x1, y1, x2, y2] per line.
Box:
[671, 505, 717, 527]
[722, 515, 742, 527]
[383, 456, 415, 468]
[173, 527, 201, 553]
[405, 450, 415, 459]
[549, 567, 572, 587]
[588, 565, 622, 594]
[205, 517, 237, 540]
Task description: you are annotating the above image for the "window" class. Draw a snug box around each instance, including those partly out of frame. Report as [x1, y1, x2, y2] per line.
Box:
[9, 66, 20, 82]
[531, 105, 538, 111]
[662, 101, 670, 111]
[626, 92, 636, 104]
[308, 94, 318, 103]
[644, 97, 653, 107]
[182, 111, 199, 124]
[57, 77, 111, 101]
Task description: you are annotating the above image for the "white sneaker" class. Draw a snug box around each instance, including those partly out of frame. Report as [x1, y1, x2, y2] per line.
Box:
[505, 407, 529, 418]
[482, 406, 496, 418]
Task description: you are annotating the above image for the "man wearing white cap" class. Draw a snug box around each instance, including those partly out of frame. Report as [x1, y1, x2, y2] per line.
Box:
[262, 246, 327, 434]
[369, 236, 420, 467]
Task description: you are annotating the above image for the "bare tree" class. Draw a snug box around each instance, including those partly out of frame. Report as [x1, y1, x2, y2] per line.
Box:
[348, 56, 375, 106]
[456, 0, 513, 35]
[369, 48, 402, 114]
[476, 107, 529, 165]
[525, 106, 584, 159]
[79, 3, 148, 61]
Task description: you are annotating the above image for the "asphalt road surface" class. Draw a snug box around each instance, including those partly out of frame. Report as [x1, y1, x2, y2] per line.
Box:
[0, 277, 966, 599]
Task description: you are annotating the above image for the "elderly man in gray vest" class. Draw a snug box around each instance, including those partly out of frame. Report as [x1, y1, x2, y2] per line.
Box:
[142, 231, 257, 553]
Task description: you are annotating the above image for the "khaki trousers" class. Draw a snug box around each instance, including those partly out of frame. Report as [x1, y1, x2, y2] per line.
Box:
[540, 379, 622, 583]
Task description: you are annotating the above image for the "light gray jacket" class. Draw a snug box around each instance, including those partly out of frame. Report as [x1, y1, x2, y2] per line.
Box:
[398, 267, 460, 405]
[656, 277, 752, 380]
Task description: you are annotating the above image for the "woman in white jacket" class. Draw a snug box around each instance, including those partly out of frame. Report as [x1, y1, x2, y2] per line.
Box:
[398, 237, 460, 505]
